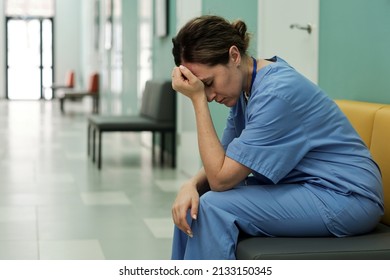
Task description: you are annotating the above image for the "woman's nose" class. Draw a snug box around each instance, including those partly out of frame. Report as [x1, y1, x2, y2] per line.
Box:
[205, 89, 216, 102]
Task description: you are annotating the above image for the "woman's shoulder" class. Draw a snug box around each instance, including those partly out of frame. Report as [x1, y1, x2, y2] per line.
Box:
[251, 56, 324, 108]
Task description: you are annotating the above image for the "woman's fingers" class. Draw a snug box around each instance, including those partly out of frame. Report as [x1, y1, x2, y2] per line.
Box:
[171, 67, 185, 91]
[171, 182, 200, 238]
[171, 66, 204, 96]
[190, 196, 199, 221]
[172, 203, 193, 237]
[178, 65, 196, 83]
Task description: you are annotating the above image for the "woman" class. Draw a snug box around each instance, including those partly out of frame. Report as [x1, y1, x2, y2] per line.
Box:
[170, 15, 384, 260]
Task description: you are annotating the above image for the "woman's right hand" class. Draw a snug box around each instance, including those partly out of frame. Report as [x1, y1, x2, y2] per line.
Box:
[171, 180, 200, 238]
[171, 65, 206, 104]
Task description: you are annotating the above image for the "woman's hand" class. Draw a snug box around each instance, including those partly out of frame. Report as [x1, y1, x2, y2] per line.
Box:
[171, 180, 200, 238]
[171, 65, 206, 103]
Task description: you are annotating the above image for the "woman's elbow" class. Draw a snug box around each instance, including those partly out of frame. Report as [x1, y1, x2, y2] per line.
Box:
[206, 165, 250, 191]
[208, 178, 233, 192]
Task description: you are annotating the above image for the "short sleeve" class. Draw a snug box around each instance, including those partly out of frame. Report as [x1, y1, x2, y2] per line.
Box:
[226, 94, 310, 183]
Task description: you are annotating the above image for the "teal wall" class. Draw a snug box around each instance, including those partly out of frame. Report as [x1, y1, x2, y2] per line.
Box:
[202, 0, 258, 138]
[319, 0, 390, 103]
[202, 0, 258, 56]
[122, 0, 139, 114]
[152, 0, 177, 80]
[55, 0, 82, 89]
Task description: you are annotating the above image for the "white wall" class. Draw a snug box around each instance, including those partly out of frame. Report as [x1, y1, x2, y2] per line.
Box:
[80, 0, 100, 85]
[0, 0, 5, 98]
[55, 0, 82, 87]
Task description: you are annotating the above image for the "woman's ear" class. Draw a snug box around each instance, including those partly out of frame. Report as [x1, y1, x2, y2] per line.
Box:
[229, 46, 241, 66]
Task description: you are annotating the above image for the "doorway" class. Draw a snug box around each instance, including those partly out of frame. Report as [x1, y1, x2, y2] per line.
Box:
[258, 0, 319, 83]
[6, 17, 54, 100]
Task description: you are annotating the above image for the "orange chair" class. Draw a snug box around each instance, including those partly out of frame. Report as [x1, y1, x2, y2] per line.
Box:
[50, 70, 75, 94]
[64, 70, 76, 88]
[58, 72, 99, 114]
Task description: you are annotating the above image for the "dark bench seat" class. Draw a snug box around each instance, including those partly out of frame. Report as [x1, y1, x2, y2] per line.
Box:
[237, 224, 390, 260]
[87, 80, 176, 169]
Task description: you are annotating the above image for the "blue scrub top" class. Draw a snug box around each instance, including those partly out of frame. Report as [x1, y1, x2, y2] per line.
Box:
[221, 56, 384, 207]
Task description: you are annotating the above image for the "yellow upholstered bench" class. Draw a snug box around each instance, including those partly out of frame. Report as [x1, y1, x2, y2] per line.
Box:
[336, 100, 389, 226]
[236, 100, 390, 259]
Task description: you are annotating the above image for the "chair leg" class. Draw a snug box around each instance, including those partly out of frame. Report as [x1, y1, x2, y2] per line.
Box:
[160, 132, 165, 166]
[87, 123, 91, 157]
[98, 130, 102, 169]
[92, 128, 96, 163]
[60, 98, 65, 113]
[152, 131, 156, 164]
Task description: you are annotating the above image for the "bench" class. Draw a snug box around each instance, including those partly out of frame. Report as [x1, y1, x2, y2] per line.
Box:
[58, 72, 99, 114]
[87, 80, 176, 169]
[236, 100, 390, 259]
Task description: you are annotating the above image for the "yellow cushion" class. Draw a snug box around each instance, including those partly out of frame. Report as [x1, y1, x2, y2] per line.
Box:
[335, 100, 384, 148]
[370, 106, 390, 225]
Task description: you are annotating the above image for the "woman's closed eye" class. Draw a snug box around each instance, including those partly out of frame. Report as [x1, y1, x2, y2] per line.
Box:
[203, 80, 213, 87]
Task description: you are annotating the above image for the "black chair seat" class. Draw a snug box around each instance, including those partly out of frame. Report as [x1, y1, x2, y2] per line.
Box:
[88, 115, 175, 132]
[236, 223, 390, 260]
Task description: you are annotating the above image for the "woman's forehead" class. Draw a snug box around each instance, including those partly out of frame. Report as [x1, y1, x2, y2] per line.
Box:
[183, 62, 222, 80]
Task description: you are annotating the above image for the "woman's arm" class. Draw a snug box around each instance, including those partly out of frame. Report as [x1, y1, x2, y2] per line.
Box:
[172, 66, 251, 191]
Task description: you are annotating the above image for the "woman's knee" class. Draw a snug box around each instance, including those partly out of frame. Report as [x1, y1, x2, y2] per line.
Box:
[199, 191, 221, 210]
[199, 189, 242, 214]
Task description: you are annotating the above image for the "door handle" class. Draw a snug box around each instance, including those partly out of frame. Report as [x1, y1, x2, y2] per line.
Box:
[290, 23, 312, 34]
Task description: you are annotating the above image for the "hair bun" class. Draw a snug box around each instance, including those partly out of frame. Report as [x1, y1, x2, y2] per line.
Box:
[232, 20, 247, 38]
[232, 20, 250, 50]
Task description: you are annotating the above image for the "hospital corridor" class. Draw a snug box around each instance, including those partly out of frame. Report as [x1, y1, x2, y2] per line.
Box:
[0, 100, 186, 259]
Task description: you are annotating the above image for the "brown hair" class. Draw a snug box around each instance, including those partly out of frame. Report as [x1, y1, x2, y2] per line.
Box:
[172, 15, 251, 66]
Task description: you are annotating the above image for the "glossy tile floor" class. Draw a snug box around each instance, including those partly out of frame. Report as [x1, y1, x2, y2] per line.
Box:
[0, 100, 188, 260]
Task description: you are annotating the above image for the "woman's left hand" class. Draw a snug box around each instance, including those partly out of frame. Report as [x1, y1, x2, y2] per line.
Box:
[171, 65, 206, 103]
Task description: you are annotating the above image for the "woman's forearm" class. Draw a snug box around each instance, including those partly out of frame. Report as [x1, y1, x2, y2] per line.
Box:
[192, 98, 228, 189]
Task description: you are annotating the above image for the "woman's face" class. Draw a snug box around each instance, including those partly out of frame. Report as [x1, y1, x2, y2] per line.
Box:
[183, 59, 244, 107]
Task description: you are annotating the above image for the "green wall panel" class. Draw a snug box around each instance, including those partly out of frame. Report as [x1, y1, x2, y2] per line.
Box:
[152, 0, 176, 80]
[319, 0, 390, 103]
[122, 0, 139, 114]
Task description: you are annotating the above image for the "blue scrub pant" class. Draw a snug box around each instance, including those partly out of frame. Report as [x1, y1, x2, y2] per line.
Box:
[171, 182, 382, 260]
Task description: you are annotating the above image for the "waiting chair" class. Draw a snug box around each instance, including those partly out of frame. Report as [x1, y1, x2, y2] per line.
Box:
[58, 72, 99, 114]
[87, 80, 176, 169]
[50, 70, 75, 95]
